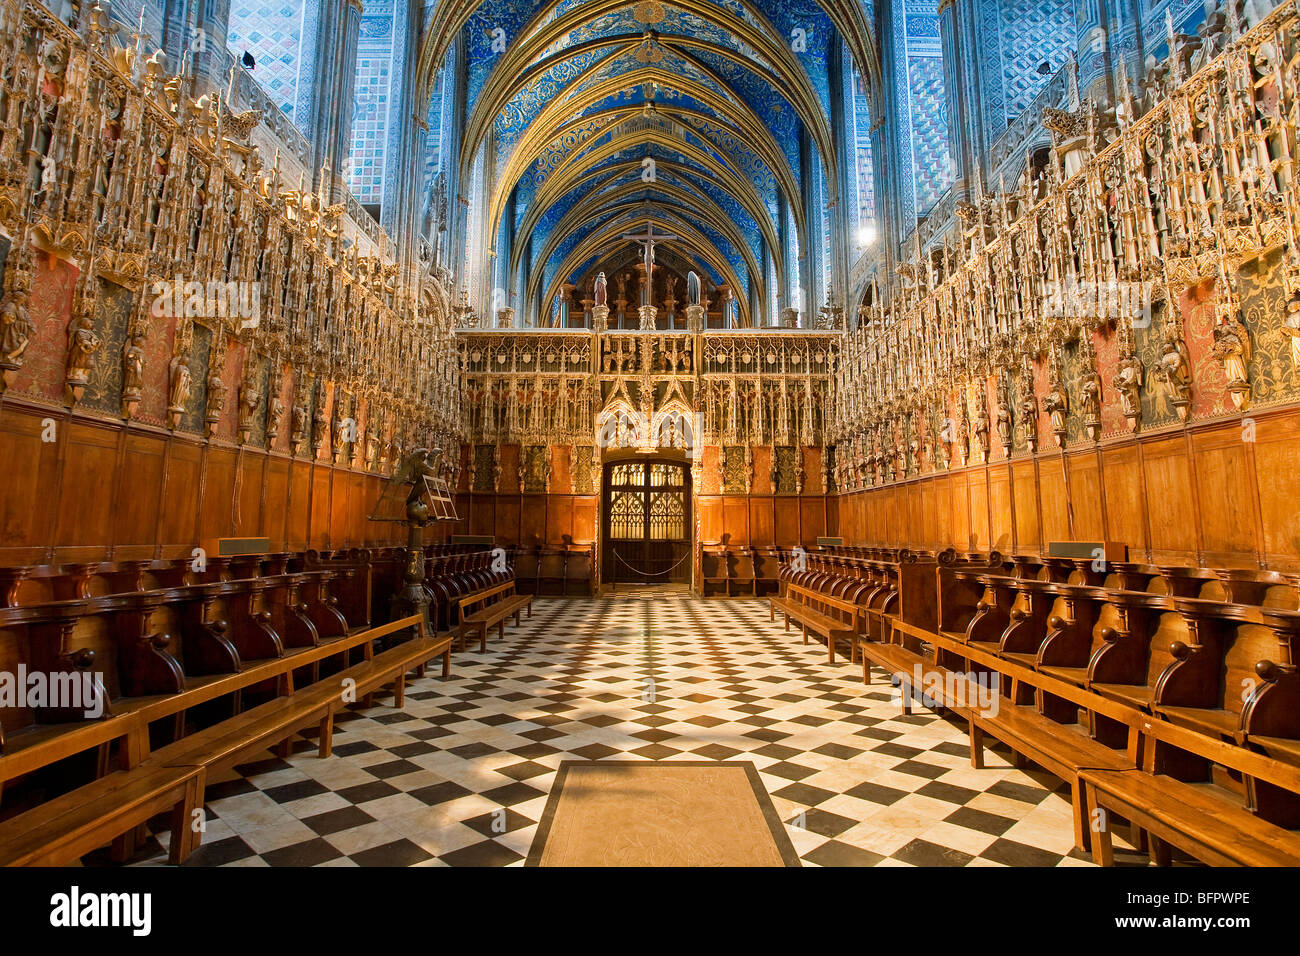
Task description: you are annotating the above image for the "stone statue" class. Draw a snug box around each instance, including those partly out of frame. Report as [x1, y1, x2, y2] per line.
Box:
[1113, 350, 1144, 426]
[1041, 377, 1069, 442]
[290, 394, 308, 447]
[267, 394, 285, 441]
[66, 315, 102, 399]
[168, 351, 192, 416]
[0, 290, 35, 366]
[687, 271, 701, 306]
[995, 396, 1012, 450]
[594, 271, 607, 307]
[1212, 317, 1251, 387]
[238, 357, 262, 443]
[121, 330, 146, 401]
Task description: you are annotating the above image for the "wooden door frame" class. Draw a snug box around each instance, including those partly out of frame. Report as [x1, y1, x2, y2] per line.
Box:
[599, 453, 693, 587]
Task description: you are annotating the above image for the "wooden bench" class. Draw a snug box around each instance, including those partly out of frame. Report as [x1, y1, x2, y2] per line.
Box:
[769, 583, 863, 663]
[457, 581, 534, 652]
[858, 623, 1131, 852]
[0, 763, 204, 866]
[1082, 768, 1300, 866]
[0, 615, 451, 865]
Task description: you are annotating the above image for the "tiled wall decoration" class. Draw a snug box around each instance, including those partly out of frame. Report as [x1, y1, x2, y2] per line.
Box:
[349, 1, 395, 204]
[904, 0, 953, 217]
[226, 1, 305, 122]
[996, 0, 1076, 123]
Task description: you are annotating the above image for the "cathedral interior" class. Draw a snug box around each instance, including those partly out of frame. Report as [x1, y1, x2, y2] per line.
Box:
[1, 0, 1300, 881]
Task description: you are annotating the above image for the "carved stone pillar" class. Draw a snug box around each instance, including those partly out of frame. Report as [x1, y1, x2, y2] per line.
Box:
[496, 307, 515, 329]
[592, 304, 609, 331]
[684, 304, 705, 332]
[779, 307, 799, 329]
[638, 305, 657, 330]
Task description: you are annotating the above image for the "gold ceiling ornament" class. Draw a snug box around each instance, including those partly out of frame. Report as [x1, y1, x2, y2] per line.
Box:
[632, 1, 666, 24]
[635, 40, 665, 64]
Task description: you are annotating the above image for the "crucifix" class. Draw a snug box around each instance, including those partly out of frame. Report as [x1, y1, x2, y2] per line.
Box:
[621, 223, 677, 305]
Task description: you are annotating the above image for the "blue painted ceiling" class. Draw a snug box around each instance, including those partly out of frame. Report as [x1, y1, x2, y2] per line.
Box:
[461, 0, 842, 319]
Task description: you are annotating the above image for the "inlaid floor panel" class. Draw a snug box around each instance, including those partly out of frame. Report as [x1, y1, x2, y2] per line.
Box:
[119, 596, 1145, 867]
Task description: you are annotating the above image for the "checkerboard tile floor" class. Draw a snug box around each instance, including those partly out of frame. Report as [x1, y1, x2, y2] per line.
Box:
[121, 596, 1148, 867]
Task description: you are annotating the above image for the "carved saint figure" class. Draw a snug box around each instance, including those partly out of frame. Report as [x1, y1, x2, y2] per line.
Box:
[1080, 369, 1103, 423]
[687, 271, 701, 306]
[168, 351, 192, 414]
[267, 394, 285, 441]
[122, 330, 146, 399]
[291, 396, 308, 444]
[594, 272, 607, 307]
[995, 398, 1012, 449]
[1212, 316, 1251, 387]
[0, 290, 35, 365]
[67, 315, 102, 385]
[1041, 379, 1069, 436]
[1113, 351, 1144, 421]
[1155, 331, 1192, 416]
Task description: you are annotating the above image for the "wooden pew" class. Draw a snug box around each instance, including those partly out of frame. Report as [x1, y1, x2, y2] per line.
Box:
[456, 581, 534, 652]
[769, 583, 863, 663]
[0, 763, 204, 866]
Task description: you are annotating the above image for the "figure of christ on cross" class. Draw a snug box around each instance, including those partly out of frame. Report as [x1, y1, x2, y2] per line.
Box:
[621, 223, 678, 305]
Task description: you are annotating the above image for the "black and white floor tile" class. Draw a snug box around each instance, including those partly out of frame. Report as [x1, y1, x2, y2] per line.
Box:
[118, 593, 1147, 867]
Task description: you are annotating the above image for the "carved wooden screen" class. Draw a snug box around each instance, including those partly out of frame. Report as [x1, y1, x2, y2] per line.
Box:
[602, 459, 691, 584]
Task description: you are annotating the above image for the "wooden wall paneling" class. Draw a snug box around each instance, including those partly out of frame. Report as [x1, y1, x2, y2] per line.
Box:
[264, 456, 290, 551]
[799, 496, 825, 545]
[468, 496, 494, 538]
[1011, 460, 1039, 553]
[905, 483, 923, 546]
[1100, 443, 1147, 558]
[115, 432, 167, 556]
[750, 497, 774, 547]
[722, 498, 749, 545]
[495, 496, 522, 545]
[1192, 422, 1258, 565]
[950, 472, 970, 551]
[519, 494, 546, 545]
[573, 497, 596, 546]
[1039, 452, 1070, 546]
[309, 462, 331, 548]
[544, 493, 568, 545]
[773, 497, 799, 547]
[159, 440, 201, 556]
[697, 495, 722, 544]
[286, 458, 311, 551]
[1252, 411, 1300, 567]
[919, 480, 936, 549]
[236, 450, 264, 539]
[1066, 450, 1104, 542]
[54, 420, 121, 557]
[988, 465, 1013, 554]
[201, 447, 239, 545]
[967, 468, 990, 552]
[0, 410, 61, 561]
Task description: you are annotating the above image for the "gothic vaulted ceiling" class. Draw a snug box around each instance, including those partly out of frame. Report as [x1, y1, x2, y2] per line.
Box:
[417, 0, 881, 326]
